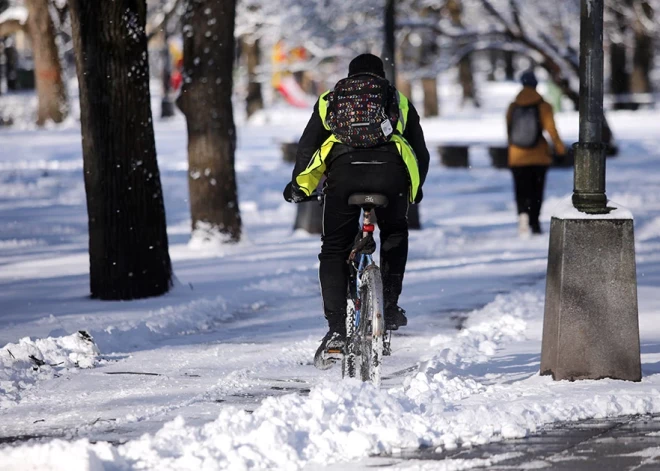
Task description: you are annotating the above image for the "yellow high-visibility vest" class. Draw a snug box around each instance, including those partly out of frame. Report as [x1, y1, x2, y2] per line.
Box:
[294, 90, 420, 202]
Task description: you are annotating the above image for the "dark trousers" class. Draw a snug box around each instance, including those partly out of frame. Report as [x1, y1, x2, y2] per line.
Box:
[319, 159, 409, 333]
[511, 166, 548, 229]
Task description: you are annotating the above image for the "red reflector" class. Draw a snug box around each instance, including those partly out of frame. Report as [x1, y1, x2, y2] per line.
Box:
[363, 224, 375, 232]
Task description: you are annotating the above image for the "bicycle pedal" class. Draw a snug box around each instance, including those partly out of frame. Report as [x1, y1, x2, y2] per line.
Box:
[383, 332, 392, 356]
[325, 349, 344, 362]
[315, 351, 341, 370]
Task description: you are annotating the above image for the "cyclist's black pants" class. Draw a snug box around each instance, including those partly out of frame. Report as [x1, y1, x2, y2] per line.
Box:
[511, 165, 548, 229]
[319, 158, 410, 334]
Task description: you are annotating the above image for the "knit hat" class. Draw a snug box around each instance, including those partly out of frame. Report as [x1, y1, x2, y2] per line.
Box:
[348, 54, 386, 78]
[520, 70, 538, 88]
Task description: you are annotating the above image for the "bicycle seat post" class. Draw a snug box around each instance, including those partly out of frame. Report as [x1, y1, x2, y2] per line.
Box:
[347, 193, 388, 239]
[362, 209, 375, 238]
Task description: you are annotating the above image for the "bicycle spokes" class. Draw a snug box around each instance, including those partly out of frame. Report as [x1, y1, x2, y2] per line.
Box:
[341, 205, 389, 386]
[383, 330, 392, 357]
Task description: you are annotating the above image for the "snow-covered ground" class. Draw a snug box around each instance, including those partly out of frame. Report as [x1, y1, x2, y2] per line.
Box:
[1, 81, 660, 470]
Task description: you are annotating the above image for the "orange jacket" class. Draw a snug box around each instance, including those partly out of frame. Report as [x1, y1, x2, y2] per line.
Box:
[506, 87, 565, 167]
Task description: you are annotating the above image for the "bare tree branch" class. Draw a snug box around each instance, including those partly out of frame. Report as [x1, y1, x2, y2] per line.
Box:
[0, 18, 24, 37]
[397, 19, 490, 40]
[146, 0, 183, 43]
[632, 0, 657, 34]
[478, 0, 516, 38]
[475, 0, 580, 107]
[509, 0, 524, 36]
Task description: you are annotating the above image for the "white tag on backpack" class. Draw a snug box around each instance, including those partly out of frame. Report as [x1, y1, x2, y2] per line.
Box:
[381, 119, 393, 137]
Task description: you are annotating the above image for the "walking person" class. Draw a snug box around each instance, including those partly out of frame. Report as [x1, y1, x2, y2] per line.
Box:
[283, 53, 430, 367]
[507, 70, 566, 236]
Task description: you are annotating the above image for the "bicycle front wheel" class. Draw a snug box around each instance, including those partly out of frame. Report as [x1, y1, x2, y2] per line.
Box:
[358, 264, 385, 386]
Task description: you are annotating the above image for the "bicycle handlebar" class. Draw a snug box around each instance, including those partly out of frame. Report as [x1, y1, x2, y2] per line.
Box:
[296, 193, 323, 203]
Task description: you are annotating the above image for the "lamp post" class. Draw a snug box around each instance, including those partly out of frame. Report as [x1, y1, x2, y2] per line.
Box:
[383, 0, 396, 84]
[383, 0, 421, 230]
[572, 0, 607, 214]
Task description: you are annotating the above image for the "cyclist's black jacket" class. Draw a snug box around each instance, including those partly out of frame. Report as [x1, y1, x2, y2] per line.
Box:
[291, 98, 430, 188]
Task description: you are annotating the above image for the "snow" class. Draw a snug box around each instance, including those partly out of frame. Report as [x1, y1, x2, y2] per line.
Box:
[1, 80, 660, 469]
[551, 195, 634, 220]
[0, 7, 28, 26]
[1, 331, 99, 410]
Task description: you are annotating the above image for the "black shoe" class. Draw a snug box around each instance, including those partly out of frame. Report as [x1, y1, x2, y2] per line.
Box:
[385, 306, 408, 331]
[313, 330, 346, 370]
[530, 222, 542, 234]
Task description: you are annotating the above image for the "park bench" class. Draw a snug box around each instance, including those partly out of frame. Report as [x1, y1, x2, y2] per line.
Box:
[436, 141, 591, 170]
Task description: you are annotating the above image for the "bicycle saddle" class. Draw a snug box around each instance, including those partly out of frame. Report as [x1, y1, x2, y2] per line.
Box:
[348, 193, 389, 209]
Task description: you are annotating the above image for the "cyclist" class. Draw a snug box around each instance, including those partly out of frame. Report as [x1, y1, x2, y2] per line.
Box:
[283, 54, 430, 363]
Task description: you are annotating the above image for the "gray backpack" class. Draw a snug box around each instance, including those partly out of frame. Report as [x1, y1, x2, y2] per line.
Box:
[509, 103, 542, 148]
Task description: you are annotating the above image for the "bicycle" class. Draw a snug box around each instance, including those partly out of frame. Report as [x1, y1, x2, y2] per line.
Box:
[298, 192, 391, 386]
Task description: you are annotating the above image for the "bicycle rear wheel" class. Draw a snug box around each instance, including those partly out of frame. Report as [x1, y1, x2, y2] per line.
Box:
[358, 264, 384, 385]
[343, 265, 359, 379]
[342, 298, 358, 379]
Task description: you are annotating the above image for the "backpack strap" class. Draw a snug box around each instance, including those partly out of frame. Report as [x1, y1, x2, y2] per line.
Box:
[533, 101, 543, 142]
[396, 91, 409, 134]
[318, 90, 332, 131]
[379, 78, 390, 113]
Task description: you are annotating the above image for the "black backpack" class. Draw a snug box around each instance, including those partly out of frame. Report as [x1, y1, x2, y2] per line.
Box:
[509, 103, 542, 148]
[325, 74, 399, 148]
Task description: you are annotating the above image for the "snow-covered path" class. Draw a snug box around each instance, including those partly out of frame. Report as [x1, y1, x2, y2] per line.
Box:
[2, 90, 660, 469]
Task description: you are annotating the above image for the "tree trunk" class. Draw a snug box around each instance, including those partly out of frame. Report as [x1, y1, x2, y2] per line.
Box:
[242, 37, 263, 119]
[5, 41, 18, 90]
[504, 50, 515, 80]
[458, 57, 479, 107]
[419, 5, 441, 115]
[0, 41, 3, 96]
[69, 0, 173, 300]
[447, 0, 479, 107]
[421, 77, 438, 117]
[609, 43, 628, 96]
[609, 3, 631, 110]
[177, 0, 241, 242]
[396, 76, 412, 98]
[394, 35, 411, 98]
[25, 0, 67, 125]
[630, 17, 653, 94]
[487, 49, 497, 81]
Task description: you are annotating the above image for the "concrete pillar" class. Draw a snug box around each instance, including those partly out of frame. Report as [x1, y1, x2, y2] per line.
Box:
[541, 0, 641, 382]
[294, 200, 323, 234]
[541, 204, 641, 381]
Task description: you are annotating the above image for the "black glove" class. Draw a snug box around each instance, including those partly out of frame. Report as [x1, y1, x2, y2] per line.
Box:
[283, 181, 306, 203]
[414, 187, 423, 204]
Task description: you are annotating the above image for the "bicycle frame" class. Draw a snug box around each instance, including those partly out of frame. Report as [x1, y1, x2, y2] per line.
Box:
[347, 208, 389, 362]
[350, 208, 376, 335]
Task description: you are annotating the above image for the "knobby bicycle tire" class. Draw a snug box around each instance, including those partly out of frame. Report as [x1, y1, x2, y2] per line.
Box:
[358, 264, 385, 385]
[343, 298, 358, 379]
